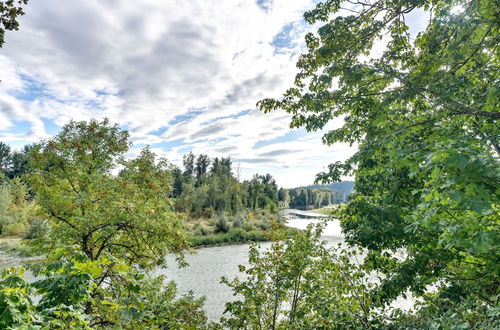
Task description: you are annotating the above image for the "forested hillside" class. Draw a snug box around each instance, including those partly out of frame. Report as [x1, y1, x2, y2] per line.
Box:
[295, 181, 354, 194]
[284, 181, 354, 209]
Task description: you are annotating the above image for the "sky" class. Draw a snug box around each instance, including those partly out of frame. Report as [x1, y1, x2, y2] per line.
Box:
[0, 0, 426, 188]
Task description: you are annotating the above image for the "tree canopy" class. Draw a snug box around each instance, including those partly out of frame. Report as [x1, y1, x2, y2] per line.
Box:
[29, 119, 189, 268]
[259, 0, 499, 327]
[0, 0, 28, 48]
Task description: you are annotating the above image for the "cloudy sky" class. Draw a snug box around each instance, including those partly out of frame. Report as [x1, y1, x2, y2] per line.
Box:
[1, 0, 418, 187]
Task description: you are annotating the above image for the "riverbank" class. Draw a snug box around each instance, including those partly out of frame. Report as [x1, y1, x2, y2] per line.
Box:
[185, 210, 290, 247]
[188, 228, 267, 247]
[188, 226, 301, 248]
[310, 204, 345, 217]
[0, 211, 291, 258]
[0, 236, 37, 258]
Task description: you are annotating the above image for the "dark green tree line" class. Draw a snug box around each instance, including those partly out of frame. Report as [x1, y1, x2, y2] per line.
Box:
[173, 153, 280, 217]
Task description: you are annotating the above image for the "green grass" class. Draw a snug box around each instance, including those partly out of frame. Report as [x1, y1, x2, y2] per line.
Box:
[188, 226, 303, 248]
[188, 228, 267, 247]
[310, 204, 344, 216]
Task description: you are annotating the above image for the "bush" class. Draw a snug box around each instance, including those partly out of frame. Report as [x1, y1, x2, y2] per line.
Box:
[2, 222, 25, 236]
[256, 219, 271, 231]
[24, 218, 49, 239]
[0, 184, 12, 233]
[202, 207, 214, 219]
[233, 213, 245, 228]
[227, 228, 247, 242]
[214, 214, 229, 233]
[244, 222, 256, 231]
[188, 229, 268, 247]
[192, 222, 210, 236]
[246, 230, 265, 242]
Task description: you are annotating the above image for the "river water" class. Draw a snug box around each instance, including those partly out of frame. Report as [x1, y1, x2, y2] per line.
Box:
[160, 209, 342, 321]
[0, 210, 413, 321]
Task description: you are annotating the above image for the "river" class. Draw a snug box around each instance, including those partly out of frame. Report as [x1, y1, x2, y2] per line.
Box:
[0, 210, 412, 321]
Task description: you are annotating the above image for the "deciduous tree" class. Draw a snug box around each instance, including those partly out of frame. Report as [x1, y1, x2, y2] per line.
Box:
[259, 0, 499, 326]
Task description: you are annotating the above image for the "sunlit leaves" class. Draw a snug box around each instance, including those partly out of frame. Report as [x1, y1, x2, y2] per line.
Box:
[259, 0, 499, 327]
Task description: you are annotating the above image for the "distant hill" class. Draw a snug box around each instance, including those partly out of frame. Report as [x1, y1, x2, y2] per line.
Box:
[293, 181, 354, 194]
[286, 181, 355, 208]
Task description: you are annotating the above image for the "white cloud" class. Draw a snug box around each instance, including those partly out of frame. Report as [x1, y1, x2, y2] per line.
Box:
[0, 0, 360, 187]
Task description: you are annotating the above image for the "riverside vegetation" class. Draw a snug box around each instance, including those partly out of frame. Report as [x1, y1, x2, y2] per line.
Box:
[0, 140, 298, 251]
[0, 0, 498, 328]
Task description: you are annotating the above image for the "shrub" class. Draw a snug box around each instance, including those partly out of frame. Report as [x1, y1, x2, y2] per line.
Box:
[0, 184, 12, 233]
[192, 222, 210, 236]
[2, 222, 25, 236]
[202, 207, 214, 219]
[256, 219, 271, 231]
[246, 230, 265, 242]
[227, 228, 247, 243]
[244, 222, 256, 231]
[233, 213, 245, 228]
[24, 218, 49, 239]
[214, 214, 229, 233]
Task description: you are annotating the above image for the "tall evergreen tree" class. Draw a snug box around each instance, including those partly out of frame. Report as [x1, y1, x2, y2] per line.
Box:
[0, 142, 11, 173]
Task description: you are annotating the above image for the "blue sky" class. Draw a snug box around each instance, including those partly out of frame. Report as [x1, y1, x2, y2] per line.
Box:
[0, 0, 362, 187]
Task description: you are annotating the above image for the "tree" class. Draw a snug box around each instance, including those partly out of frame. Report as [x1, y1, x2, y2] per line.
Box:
[0, 0, 28, 48]
[7, 144, 33, 178]
[259, 0, 499, 326]
[194, 154, 210, 187]
[26, 119, 205, 326]
[29, 119, 188, 267]
[262, 173, 278, 203]
[221, 224, 379, 329]
[171, 166, 183, 198]
[183, 152, 195, 177]
[0, 255, 207, 328]
[0, 141, 10, 173]
[248, 175, 264, 210]
[0, 177, 35, 235]
[278, 188, 290, 209]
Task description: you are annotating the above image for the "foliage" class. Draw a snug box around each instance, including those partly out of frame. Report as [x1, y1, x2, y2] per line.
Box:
[287, 187, 343, 209]
[221, 223, 381, 329]
[174, 153, 280, 217]
[23, 217, 48, 239]
[0, 142, 10, 172]
[259, 0, 499, 326]
[0, 0, 28, 47]
[214, 213, 230, 233]
[284, 181, 354, 209]
[0, 254, 207, 329]
[317, 203, 346, 216]
[0, 239, 35, 257]
[0, 263, 92, 329]
[232, 212, 245, 228]
[0, 142, 33, 179]
[0, 177, 37, 236]
[28, 119, 188, 269]
[18, 119, 208, 327]
[189, 228, 268, 247]
[389, 293, 500, 329]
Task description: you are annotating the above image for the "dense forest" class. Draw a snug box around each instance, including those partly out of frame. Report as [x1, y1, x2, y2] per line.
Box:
[0, 0, 498, 328]
[285, 181, 354, 209]
[294, 181, 354, 194]
[172, 153, 280, 216]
